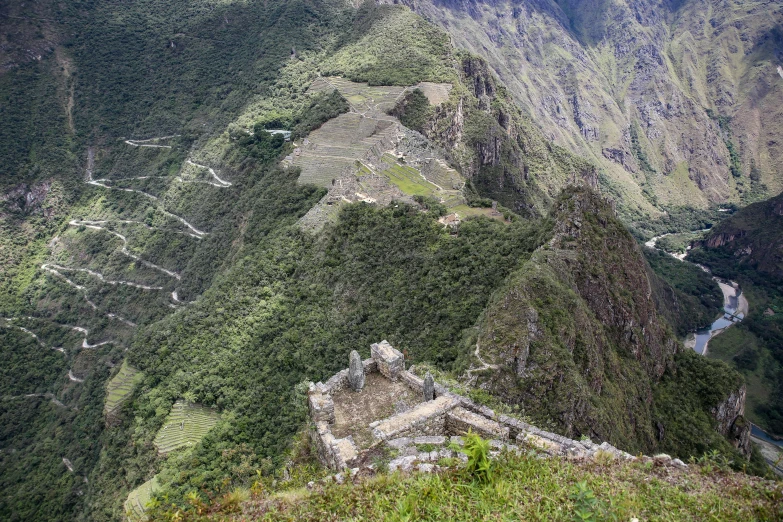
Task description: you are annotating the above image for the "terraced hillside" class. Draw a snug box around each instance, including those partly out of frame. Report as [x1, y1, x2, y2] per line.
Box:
[104, 360, 143, 420]
[287, 77, 407, 187]
[152, 400, 221, 455]
[124, 476, 159, 522]
[293, 77, 479, 231]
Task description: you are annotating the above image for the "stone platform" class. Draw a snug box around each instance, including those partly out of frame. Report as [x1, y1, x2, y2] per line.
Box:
[307, 340, 638, 471]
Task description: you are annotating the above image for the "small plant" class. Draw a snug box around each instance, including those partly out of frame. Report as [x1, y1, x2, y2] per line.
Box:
[569, 481, 615, 522]
[220, 488, 249, 514]
[416, 443, 437, 452]
[393, 494, 417, 522]
[462, 431, 492, 484]
[593, 449, 615, 467]
[694, 449, 733, 474]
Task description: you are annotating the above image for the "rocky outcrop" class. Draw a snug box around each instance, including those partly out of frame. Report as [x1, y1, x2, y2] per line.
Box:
[711, 384, 751, 457]
[473, 186, 679, 453]
[421, 53, 598, 216]
[1, 181, 54, 217]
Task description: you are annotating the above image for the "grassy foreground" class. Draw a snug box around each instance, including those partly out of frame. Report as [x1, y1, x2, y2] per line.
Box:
[151, 450, 782, 521]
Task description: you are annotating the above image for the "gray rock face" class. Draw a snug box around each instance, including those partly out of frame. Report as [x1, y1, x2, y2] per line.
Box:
[423, 371, 435, 401]
[348, 350, 365, 391]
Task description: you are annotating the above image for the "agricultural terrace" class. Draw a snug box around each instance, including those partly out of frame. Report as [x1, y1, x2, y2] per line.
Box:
[104, 360, 143, 416]
[153, 400, 221, 454]
[125, 475, 159, 521]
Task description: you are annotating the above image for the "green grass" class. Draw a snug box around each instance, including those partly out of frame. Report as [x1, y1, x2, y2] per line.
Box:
[153, 400, 221, 455]
[229, 452, 782, 521]
[381, 154, 439, 197]
[105, 359, 144, 416]
[125, 475, 160, 521]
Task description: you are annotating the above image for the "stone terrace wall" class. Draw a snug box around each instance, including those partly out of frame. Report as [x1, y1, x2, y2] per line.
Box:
[308, 342, 640, 471]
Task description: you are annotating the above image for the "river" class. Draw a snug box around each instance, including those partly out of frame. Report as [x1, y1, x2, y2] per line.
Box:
[645, 233, 747, 355]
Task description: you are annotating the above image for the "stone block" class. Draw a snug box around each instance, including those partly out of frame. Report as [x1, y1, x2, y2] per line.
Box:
[362, 358, 377, 374]
[496, 414, 534, 439]
[446, 407, 509, 441]
[309, 393, 335, 424]
[400, 370, 424, 392]
[389, 455, 417, 472]
[413, 435, 446, 445]
[386, 437, 411, 449]
[324, 369, 349, 393]
[423, 372, 435, 401]
[371, 340, 404, 381]
[517, 431, 562, 455]
[332, 436, 358, 469]
[372, 395, 460, 440]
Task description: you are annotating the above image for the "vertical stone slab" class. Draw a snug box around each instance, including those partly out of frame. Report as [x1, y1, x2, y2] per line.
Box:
[348, 350, 365, 391]
[371, 340, 404, 381]
[423, 372, 435, 401]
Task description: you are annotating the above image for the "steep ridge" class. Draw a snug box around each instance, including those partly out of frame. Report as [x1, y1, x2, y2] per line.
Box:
[471, 185, 751, 459]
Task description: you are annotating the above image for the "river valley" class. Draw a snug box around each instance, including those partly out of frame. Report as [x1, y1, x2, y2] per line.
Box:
[645, 233, 748, 356]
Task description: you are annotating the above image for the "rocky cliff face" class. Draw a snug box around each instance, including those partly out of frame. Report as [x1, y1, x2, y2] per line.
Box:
[712, 384, 751, 456]
[379, 0, 783, 213]
[694, 190, 783, 279]
[417, 53, 598, 216]
[472, 185, 679, 453]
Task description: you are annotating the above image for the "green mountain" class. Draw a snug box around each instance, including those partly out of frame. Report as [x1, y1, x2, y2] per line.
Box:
[1, 0, 780, 520]
[389, 0, 783, 218]
[688, 194, 783, 438]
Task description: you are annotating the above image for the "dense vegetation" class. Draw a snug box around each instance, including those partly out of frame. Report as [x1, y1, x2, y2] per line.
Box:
[290, 89, 350, 139]
[390, 88, 433, 133]
[2, 0, 780, 519]
[645, 248, 723, 336]
[114, 196, 546, 513]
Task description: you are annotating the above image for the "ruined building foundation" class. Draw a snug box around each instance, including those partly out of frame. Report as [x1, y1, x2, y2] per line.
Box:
[307, 340, 640, 473]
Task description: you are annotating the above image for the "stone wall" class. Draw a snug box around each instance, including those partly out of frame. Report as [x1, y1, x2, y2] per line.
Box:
[371, 395, 460, 440]
[307, 341, 642, 471]
[371, 341, 404, 380]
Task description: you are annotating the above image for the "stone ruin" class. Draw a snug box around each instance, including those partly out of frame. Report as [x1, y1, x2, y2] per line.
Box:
[306, 340, 659, 475]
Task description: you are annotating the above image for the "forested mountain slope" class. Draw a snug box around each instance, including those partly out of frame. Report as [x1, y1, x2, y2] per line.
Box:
[688, 194, 783, 438]
[0, 1, 776, 520]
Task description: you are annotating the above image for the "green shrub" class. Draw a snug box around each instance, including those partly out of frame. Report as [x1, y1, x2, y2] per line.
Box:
[462, 432, 492, 484]
[390, 89, 432, 133]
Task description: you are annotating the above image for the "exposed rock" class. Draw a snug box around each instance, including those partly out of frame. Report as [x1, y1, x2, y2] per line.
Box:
[371, 340, 404, 381]
[711, 384, 751, 458]
[348, 350, 365, 392]
[423, 371, 435, 401]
